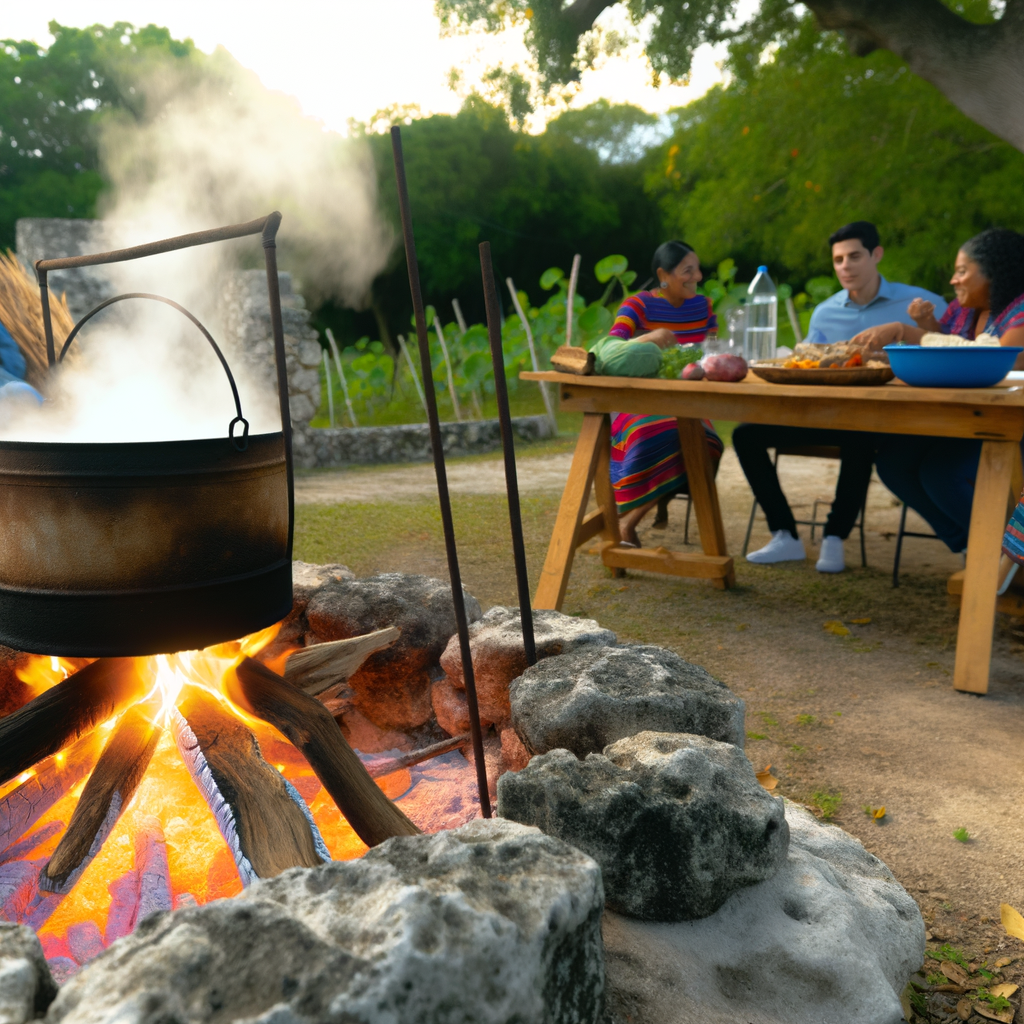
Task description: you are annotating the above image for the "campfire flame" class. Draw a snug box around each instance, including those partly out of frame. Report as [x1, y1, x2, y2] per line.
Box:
[2, 627, 404, 976]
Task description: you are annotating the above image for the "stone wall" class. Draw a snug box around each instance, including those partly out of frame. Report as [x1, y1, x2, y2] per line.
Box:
[216, 269, 322, 428]
[15, 219, 113, 321]
[291, 414, 556, 470]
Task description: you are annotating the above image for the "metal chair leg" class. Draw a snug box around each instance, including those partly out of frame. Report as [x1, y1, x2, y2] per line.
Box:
[859, 497, 868, 568]
[892, 502, 909, 588]
[742, 495, 758, 556]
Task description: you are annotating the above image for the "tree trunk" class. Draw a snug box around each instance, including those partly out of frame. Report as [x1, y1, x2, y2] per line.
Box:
[804, 0, 1024, 151]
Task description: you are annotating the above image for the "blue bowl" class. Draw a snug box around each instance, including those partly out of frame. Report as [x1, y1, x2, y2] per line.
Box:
[884, 344, 1022, 388]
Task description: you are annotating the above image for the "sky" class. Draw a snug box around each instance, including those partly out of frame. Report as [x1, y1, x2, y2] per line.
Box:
[1, 1, 733, 134]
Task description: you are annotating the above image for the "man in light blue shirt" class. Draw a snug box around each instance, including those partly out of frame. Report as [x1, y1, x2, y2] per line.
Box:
[734, 221, 945, 574]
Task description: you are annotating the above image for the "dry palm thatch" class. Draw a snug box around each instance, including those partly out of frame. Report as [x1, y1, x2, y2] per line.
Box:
[0, 250, 77, 390]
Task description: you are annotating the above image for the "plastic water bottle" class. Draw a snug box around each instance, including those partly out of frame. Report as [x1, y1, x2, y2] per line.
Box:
[745, 266, 777, 362]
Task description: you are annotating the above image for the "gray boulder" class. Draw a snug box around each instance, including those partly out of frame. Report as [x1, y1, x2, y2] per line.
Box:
[440, 607, 616, 726]
[602, 801, 925, 1024]
[304, 573, 482, 731]
[509, 644, 744, 757]
[46, 819, 606, 1024]
[0, 922, 58, 1023]
[498, 732, 787, 922]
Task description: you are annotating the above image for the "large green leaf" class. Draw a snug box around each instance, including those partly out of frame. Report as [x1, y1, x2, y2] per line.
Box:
[540, 267, 565, 290]
[579, 302, 613, 335]
[595, 254, 629, 283]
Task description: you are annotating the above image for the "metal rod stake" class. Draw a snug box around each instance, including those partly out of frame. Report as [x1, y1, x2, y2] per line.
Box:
[479, 242, 537, 666]
[391, 126, 491, 817]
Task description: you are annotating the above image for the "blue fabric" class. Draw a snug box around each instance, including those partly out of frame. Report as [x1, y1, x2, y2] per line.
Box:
[874, 435, 983, 552]
[0, 320, 26, 381]
[806, 277, 948, 345]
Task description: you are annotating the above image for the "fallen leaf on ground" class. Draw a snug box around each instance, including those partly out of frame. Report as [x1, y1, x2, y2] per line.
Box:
[850, 617, 872, 624]
[995, 958, 1015, 969]
[1001, 904, 1024, 942]
[872, 806, 886, 820]
[756, 766, 778, 791]
[942, 960, 970, 986]
[823, 620, 850, 636]
[973, 1002, 1014, 1023]
[957, 997, 975, 1020]
[990, 983, 1019, 998]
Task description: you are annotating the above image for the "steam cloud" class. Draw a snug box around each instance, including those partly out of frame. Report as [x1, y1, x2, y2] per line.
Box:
[4, 45, 392, 443]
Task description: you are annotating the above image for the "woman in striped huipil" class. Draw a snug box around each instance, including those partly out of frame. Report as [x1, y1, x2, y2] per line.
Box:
[608, 240, 723, 546]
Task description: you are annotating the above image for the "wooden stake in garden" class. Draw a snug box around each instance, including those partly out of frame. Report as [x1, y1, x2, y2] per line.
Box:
[391, 124, 491, 818]
[322, 349, 335, 427]
[507, 277, 557, 434]
[785, 295, 803, 345]
[481, 242, 537, 667]
[397, 333, 430, 420]
[433, 315, 463, 421]
[565, 253, 581, 347]
[325, 328, 358, 427]
[452, 298, 468, 336]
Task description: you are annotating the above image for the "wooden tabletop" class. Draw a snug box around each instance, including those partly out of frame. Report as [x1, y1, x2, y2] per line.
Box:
[521, 371, 1024, 441]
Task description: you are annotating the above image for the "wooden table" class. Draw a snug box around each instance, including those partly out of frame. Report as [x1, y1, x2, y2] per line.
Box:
[522, 370, 1024, 695]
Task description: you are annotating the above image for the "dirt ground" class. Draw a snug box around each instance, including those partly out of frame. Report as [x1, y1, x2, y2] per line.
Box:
[294, 438, 1024, 1020]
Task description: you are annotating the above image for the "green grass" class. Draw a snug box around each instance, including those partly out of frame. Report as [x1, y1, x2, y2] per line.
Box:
[952, 827, 971, 843]
[812, 791, 842, 820]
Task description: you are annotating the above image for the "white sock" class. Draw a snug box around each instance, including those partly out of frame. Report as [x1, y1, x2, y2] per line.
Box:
[746, 530, 806, 564]
[816, 535, 845, 573]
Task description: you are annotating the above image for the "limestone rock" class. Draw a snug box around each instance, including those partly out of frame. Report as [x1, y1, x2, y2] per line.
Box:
[430, 675, 476, 736]
[440, 608, 616, 725]
[498, 732, 787, 921]
[602, 801, 925, 1024]
[500, 724, 531, 772]
[305, 573, 481, 731]
[47, 820, 605, 1024]
[0, 922, 58, 1023]
[510, 644, 744, 758]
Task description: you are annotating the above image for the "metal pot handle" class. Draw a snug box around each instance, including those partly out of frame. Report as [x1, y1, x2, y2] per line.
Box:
[58, 292, 250, 451]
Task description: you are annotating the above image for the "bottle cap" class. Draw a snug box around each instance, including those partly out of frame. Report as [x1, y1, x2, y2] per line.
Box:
[757, 265, 768, 273]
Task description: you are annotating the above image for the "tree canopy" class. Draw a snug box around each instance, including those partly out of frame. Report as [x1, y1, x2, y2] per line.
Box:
[435, 0, 1024, 150]
[0, 22, 208, 248]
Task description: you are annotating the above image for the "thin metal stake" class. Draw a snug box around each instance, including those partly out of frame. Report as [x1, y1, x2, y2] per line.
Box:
[391, 126, 491, 817]
[480, 242, 537, 666]
[507, 276, 556, 434]
[397, 333, 429, 419]
[323, 349, 335, 427]
[326, 328, 357, 427]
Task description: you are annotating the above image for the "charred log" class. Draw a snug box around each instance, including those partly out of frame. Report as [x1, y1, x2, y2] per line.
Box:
[230, 657, 420, 846]
[0, 734, 99, 856]
[175, 685, 326, 882]
[366, 733, 472, 779]
[0, 659, 147, 786]
[283, 627, 400, 696]
[40, 704, 161, 894]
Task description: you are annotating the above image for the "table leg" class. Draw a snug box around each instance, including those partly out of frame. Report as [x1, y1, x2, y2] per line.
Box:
[676, 418, 734, 589]
[534, 413, 606, 611]
[953, 439, 1017, 694]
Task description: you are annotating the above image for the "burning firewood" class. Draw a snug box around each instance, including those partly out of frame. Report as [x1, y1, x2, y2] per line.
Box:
[230, 657, 421, 847]
[283, 627, 400, 696]
[40, 702, 162, 894]
[0, 734, 100, 857]
[174, 685, 328, 883]
[365, 733, 472, 779]
[0, 659, 148, 787]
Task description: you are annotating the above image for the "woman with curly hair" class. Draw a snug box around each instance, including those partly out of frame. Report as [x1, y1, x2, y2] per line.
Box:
[853, 228, 1024, 552]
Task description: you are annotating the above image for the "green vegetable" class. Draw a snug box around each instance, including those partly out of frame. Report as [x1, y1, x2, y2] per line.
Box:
[659, 345, 703, 379]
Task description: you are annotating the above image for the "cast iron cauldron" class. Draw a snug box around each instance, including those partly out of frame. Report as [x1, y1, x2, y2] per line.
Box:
[0, 214, 296, 656]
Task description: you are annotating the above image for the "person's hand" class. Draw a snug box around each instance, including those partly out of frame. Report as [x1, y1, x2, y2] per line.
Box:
[850, 322, 905, 352]
[637, 328, 678, 350]
[907, 298, 934, 323]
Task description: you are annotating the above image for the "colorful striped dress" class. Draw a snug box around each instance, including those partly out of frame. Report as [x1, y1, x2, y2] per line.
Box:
[940, 291, 1024, 339]
[607, 291, 723, 514]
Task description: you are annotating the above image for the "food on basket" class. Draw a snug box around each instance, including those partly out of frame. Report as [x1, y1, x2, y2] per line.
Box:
[680, 361, 705, 380]
[782, 341, 889, 370]
[702, 353, 748, 382]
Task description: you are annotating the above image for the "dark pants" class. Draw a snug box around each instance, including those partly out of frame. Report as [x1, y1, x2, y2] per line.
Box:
[874, 435, 982, 553]
[732, 423, 875, 540]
